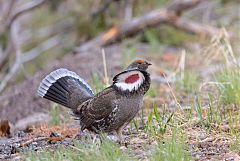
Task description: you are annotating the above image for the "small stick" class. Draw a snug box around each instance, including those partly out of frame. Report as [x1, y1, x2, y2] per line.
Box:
[163, 73, 182, 110]
[69, 145, 86, 153]
[179, 50, 186, 80]
[19, 136, 64, 147]
[102, 48, 109, 86]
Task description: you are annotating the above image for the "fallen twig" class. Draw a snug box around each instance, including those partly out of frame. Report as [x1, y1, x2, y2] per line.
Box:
[74, 0, 228, 53]
[0, 35, 60, 93]
[91, 0, 117, 18]
[6, 0, 46, 28]
[19, 136, 65, 147]
[0, 0, 47, 74]
[20, 35, 60, 63]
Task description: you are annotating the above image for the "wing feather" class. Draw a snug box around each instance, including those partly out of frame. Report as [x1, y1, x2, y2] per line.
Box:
[77, 87, 117, 130]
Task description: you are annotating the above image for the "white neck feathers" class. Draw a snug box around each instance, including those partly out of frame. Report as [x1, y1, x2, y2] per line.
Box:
[114, 70, 145, 92]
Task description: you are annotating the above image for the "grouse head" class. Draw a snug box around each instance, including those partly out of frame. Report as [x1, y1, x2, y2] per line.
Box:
[113, 60, 151, 94]
[126, 59, 152, 71]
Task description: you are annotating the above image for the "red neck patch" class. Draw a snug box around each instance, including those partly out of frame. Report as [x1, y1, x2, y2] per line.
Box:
[125, 74, 139, 83]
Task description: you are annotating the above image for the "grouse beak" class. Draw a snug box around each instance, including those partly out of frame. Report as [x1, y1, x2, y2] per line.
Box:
[146, 62, 152, 66]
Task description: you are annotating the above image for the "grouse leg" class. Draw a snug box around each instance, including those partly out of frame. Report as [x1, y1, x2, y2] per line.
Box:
[116, 126, 125, 143]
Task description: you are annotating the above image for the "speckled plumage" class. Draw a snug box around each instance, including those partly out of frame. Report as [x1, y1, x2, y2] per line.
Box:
[38, 60, 151, 140]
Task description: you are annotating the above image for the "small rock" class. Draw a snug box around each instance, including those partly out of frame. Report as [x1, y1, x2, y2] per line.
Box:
[15, 131, 26, 137]
[50, 132, 61, 137]
[107, 135, 119, 142]
[120, 146, 127, 150]
[61, 139, 73, 146]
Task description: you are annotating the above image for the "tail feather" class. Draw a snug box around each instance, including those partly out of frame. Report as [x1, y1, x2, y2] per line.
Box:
[38, 68, 94, 108]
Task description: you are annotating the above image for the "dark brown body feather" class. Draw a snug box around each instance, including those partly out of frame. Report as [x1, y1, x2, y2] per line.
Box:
[74, 70, 150, 133]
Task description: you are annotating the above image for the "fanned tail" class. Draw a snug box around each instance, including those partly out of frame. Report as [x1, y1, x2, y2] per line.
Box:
[37, 68, 94, 109]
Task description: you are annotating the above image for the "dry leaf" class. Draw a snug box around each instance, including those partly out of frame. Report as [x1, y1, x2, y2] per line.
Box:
[0, 120, 11, 137]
